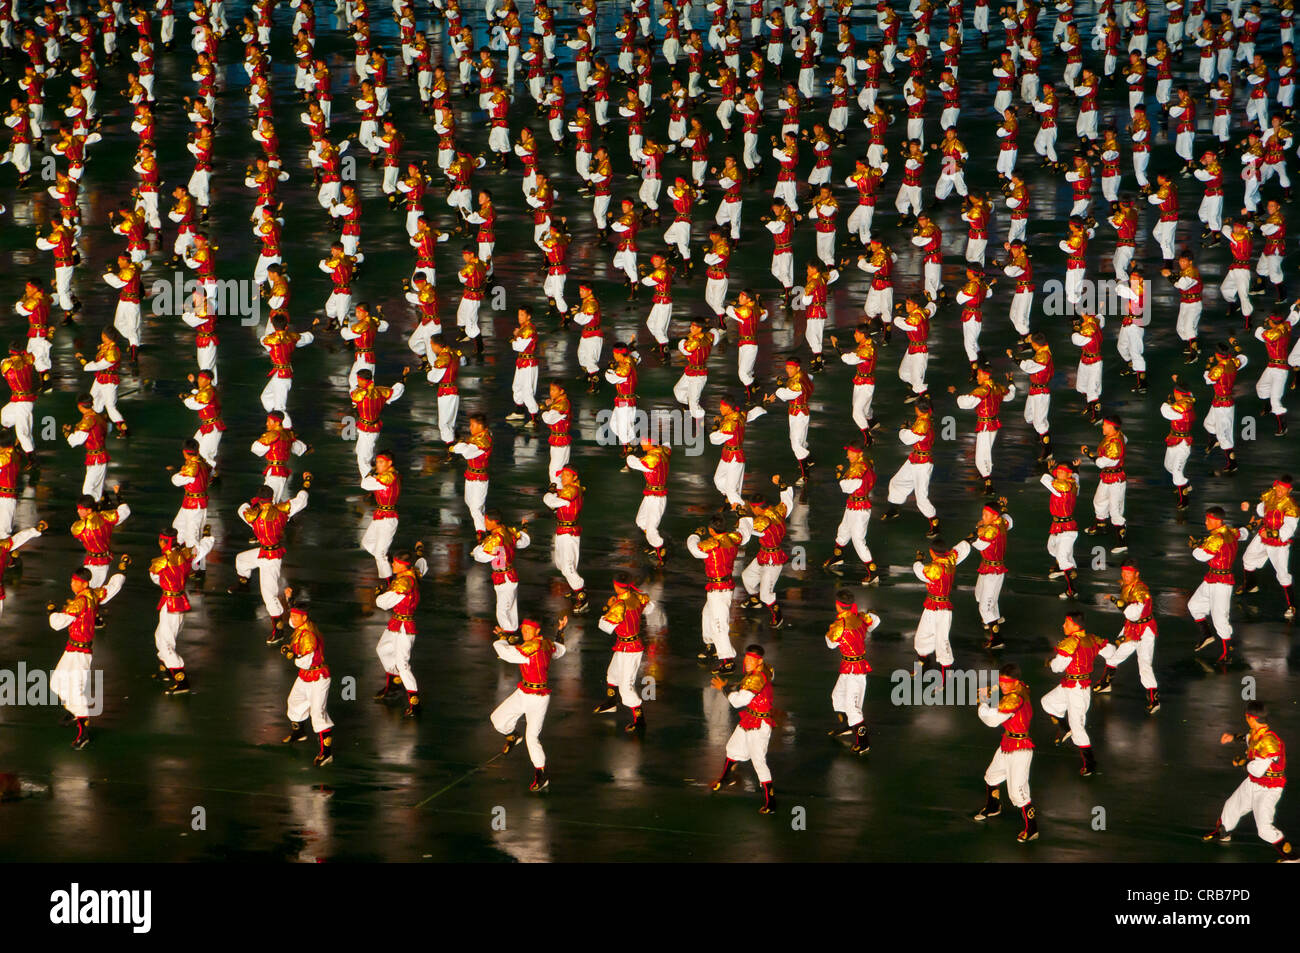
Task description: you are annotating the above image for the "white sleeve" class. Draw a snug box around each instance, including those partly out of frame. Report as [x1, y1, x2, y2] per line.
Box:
[493, 640, 527, 664]
[978, 701, 1013, 727]
[101, 573, 127, 605]
[287, 490, 310, 518]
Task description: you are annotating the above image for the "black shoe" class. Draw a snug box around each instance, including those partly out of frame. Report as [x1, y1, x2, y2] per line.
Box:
[758, 780, 775, 814]
[1017, 803, 1039, 842]
[163, 670, 190, 695]
[974, 785, 1002, 820]
[314, 732, 334, 766]
[1052, 719, 1073, 746]
[850, 723, 870, 754]
[374, 673, 398, 700]
[822, 545, 845, 570]
[593, 686, 618, 714]
[711, 758, 738, 791]
[282, 721, 309, 743]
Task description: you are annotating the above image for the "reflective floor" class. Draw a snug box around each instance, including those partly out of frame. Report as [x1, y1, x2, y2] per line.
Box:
[0, 1, 1295, 861]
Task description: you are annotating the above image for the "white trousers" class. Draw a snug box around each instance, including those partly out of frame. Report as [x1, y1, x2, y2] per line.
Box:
[887, 460, 936, 518]
[376, 630, 417, 691]
[851, 383, 875, 430]
[1093, 480, 1127, 525]
[984, 747, 1032, 806]
[605, 651, 643, 707]
[154, 610, 185, 668]
[287, 675, 334, 732]
[636, 495, 666, 547]
[1039, 683, 1092, 747]
[1099, 631, 1157, 689]
[1047, 530, 1077, 570]
[788, 413, 810, 460]
[701, 588, 736, 659]
[234, 549, 285, 616]
[899, 352, 928, 394]
[361, 516, 397, 577]
[1117, 324, 1146, 372]
[553, 533, 584, 591]
[493, 580, 519, 632]
[835, 508, 873, 563]
[52, 651, 94, 718]
[831, 672, 866, 725]
[1242, 538, 1292, 587]
[740, 559, 782, 605]
[1256, 367, 1289, 415]
[674, 373, 707, 419]
[491, 688, 550, 767]
[975, 572, 1005, 624]
[914, 608, 954, 665]
[1220, 778, 1285, 842]
[172, 508, 207, 567]
[1188, 580, 1233, 637]
[464, 480, 488, 532]
[1204, 406, 1235, 450]
[1165, 442, 1190, 487]
[737, 343, 757, 386]
[714, 459, 745, 507]
[437, 394, 459, 443]
[0, 402, 34, 452]
[724, 722, 772, 782]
